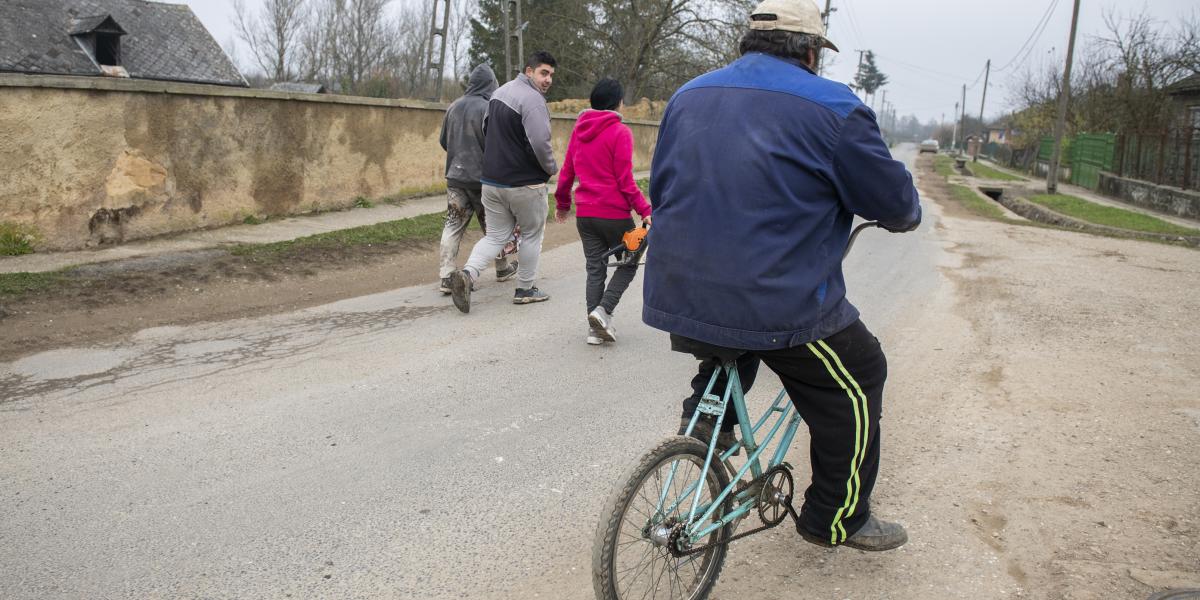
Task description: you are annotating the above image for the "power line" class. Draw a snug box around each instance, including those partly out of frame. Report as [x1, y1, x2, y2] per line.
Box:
[840, 0, 867, 48]
[966, 62, 988, 90]
[875, 55, 971, 83]
[995, 0, 1062, 73]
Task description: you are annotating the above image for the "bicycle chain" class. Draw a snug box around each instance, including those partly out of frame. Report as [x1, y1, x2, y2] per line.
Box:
[673, 464, 801, 557]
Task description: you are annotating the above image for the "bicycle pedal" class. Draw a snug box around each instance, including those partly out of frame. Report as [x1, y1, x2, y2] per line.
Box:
[696, 392, 726, 416]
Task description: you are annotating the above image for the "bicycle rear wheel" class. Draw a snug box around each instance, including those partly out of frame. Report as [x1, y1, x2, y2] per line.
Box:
[592, 436, 733, 600]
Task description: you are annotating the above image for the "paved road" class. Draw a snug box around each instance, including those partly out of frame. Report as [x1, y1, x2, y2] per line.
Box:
[0, 145, 942, 599]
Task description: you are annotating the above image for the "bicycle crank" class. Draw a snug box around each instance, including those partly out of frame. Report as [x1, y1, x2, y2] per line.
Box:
[676, 464, 800, 556]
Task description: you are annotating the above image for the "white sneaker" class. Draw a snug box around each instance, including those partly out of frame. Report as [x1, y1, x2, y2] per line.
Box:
[587, 327, 604, 345]
[588, 308, 616, 342]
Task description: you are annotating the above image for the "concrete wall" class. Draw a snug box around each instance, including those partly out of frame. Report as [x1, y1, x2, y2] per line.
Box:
[0, 75, 660, 251]
[1097, 172, 1200, 220]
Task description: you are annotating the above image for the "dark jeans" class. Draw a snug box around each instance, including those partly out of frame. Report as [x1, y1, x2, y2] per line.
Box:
[675, 319, 889, 545]
[576, 216, 637, 315]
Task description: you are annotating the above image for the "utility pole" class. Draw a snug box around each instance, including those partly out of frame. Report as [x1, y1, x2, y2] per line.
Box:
[817, 0, 836, 75]
[1047, 0, 1082, 194]
[501, 0, 525, 82]
[425, 0, 451, 101]
[951, 102, 959, 150]
[851, 49, 865, 98]
[973, 58, 990, 162]
[959, 84, 967, 154]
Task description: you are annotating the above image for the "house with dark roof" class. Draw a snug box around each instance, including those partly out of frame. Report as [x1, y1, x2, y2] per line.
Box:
[1166, 74, 1200, 134]
[0, 0, 246, 87]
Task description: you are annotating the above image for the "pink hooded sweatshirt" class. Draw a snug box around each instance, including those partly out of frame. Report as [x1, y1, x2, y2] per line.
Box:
[555, 110, 652, 220]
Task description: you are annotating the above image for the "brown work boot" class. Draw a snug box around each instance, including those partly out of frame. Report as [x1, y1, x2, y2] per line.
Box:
[798, 514, 908, 551]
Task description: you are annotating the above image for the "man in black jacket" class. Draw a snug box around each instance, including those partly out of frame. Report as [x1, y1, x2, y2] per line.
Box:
[437, 64, 518, 294]
[450, 52, 559, 313]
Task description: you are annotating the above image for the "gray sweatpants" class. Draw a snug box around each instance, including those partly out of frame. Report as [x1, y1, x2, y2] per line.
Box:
[463, 184, 547, 288]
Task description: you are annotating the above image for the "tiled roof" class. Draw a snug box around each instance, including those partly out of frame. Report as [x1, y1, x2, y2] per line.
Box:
[1166, 74, 1200, 96]
[0, 0, 246, 86]
[269, 82, 326, 94]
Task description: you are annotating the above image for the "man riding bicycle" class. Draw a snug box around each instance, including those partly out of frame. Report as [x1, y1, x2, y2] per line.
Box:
[643, 0, 921, 551]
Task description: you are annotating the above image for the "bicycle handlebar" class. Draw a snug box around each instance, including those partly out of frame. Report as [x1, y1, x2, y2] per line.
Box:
[843, 221, 880, 261]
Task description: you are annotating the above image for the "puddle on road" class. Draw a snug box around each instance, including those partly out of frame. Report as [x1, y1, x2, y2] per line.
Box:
[7, 347, 135, 381]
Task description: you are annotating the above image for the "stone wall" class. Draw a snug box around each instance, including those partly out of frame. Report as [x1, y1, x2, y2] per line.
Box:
[1097, 172, 1200, 220]
[0, 75, 660, 251]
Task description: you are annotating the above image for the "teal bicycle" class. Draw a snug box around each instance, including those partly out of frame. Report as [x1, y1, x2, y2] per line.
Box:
[591, 222, 880, 600]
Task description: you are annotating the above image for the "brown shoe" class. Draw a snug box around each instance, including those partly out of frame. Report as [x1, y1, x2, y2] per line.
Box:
[798, 514, 908, 551]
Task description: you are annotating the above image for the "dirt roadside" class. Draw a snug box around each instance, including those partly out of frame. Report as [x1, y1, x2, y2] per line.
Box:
[702, 157, 1200, 600]
[0, 220, 583, 362]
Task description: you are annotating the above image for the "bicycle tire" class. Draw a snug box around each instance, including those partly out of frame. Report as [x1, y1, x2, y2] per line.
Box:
[592, 435, 733, 600]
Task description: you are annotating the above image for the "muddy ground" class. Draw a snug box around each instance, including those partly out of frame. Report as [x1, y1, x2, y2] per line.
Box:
[0, 220, 583, 362]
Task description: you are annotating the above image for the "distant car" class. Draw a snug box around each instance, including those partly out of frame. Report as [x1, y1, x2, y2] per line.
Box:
[919, 139, 940, 153]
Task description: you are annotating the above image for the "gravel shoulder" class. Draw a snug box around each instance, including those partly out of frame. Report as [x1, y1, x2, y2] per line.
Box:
[700, 158, 1200, 600]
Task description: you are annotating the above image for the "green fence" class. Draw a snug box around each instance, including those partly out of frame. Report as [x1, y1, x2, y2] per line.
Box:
[1037, 137, 1055, 162]
[1035, 134, 1115, 190]
[1070, 134, 1116, 190]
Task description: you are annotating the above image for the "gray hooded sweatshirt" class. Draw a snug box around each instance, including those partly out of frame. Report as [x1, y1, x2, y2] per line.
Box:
[440, 65, 499, 190]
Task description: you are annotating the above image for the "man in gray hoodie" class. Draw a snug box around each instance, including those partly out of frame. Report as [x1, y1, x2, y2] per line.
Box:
[437, 64, 518, 294]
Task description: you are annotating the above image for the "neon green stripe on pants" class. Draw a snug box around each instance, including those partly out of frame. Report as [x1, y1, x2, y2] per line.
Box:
[806, 342, 866, 544]
[818, 339, 872, 535]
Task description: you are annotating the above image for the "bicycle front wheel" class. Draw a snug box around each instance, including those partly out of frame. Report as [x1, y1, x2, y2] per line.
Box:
[592, 436, 733, 600]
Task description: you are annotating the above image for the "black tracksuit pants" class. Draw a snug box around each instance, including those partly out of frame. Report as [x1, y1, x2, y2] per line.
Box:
[576, 217, 638, 315]
[677, 319, 888, 545]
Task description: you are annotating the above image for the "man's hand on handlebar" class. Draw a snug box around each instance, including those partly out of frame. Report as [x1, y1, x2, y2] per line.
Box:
[880, 220, 919, 233]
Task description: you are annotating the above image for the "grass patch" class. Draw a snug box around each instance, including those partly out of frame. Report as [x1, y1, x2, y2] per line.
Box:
[970, 161, 1025, 182]
[0, 271, 65, 296]
[242, 214, 266, 225]
[0, 222, 39, 256]
[1028, 194, 1200, 237]
[949, 184, 1009, 220]
[353, 197, 375, 209]
[933, 155, 955, 178]
[232, 212, 447, 259]
[380, 183, 448, 204]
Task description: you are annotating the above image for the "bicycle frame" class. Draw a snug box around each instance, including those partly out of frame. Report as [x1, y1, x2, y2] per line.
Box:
[653, 365, 802, 546]
[650, 220, 882, 549]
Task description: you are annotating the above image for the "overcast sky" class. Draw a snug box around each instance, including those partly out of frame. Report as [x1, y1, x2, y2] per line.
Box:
[180, 0, 1195, 124]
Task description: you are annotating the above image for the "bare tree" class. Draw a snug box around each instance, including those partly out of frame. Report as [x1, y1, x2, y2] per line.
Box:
[300, 0, 396, 95]
[336, 0, 395, 92]
[445, 0, 477, 89]
[297, 0, 340, 84]
[233, 0, 310, 82]
[1005, 6, 1200, 146]
[388, 3, 432, 98]
[550, 0, 754, 101]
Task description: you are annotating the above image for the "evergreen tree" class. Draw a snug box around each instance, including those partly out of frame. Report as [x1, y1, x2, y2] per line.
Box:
[468, 0, 596, 100]
[852, 51, 889, 104]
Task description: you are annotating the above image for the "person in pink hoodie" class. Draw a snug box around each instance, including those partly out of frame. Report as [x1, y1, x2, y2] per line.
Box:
[554, 78, 652, 345]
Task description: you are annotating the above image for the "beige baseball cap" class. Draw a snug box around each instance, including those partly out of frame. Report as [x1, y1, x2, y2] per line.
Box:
[749, 0, 840, 52]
